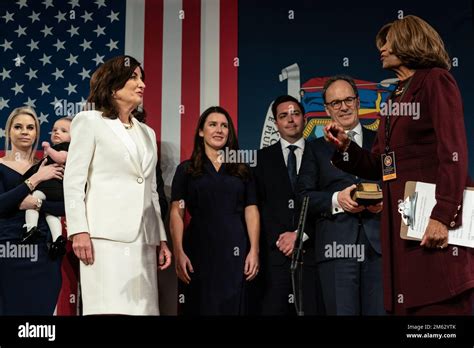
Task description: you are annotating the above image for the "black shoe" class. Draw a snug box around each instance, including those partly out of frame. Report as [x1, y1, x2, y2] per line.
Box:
[48, 236, 67, 260]
[20, 226, 40, 244]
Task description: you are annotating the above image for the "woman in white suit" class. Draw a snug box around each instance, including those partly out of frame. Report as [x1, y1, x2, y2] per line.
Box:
[64, 55, 172, 315]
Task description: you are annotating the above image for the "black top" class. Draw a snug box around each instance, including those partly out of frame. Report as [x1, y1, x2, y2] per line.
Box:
[22, 142, 70, 202]
[24, 142, 70, 178]
[0, 163, 65, 241]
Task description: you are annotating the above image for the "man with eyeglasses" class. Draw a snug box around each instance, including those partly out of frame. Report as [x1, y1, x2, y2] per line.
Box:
[296, 75, 385, 315]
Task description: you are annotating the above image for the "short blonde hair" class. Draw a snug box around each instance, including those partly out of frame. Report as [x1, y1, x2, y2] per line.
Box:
[376, 15, 451, 70]
[4, 106, 40, 162]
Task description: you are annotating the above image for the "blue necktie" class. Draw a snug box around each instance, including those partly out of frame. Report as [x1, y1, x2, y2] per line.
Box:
[287, 145, 298, 191]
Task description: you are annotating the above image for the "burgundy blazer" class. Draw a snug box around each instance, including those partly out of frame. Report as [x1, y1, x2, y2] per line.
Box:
[332, 68, 474, 311]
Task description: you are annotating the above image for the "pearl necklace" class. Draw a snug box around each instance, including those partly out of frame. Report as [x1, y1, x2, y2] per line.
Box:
[122, 119, 134, 130]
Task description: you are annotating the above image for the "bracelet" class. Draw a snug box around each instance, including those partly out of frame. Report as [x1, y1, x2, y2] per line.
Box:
[35, 198, 43, 211]
[24, 179, 35, 192]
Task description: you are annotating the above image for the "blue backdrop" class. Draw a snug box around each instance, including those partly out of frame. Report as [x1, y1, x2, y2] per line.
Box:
[238, 0, 474, 176]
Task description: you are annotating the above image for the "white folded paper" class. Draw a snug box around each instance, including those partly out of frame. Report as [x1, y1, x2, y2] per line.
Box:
[407, 182, 474, 248]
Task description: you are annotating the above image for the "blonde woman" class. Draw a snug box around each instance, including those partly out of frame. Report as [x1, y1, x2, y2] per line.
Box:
[0, 106, 65, 315]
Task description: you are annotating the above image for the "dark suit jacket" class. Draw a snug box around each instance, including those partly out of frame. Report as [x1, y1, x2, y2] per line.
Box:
[297, 127, 381, 263]
[332, 68, 474, 310]
[254, 141, 315, 266]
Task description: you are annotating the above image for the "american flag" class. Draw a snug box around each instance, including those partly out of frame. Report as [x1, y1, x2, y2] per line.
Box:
[0, 0, 126, 140]
[0, 0, 238, 185]
[141, 0, 238, 189]
[0, 0, 237, 315]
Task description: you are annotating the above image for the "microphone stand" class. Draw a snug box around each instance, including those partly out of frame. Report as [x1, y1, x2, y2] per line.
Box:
[291, 196, 309, 316]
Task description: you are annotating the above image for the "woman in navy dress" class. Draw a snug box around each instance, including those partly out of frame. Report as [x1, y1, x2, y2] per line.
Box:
[0, 106, 65, 315]
[170, 106, 260, 315]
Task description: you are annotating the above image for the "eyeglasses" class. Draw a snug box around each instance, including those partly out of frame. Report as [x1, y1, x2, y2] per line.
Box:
[325, 96, 358, 110]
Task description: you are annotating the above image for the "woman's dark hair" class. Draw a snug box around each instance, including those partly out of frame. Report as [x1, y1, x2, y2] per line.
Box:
[187, 106, 250, 180]
[86, 55, 146, 122]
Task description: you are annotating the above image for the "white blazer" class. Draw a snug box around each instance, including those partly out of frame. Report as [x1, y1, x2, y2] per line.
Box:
[64, 110, 167, 245]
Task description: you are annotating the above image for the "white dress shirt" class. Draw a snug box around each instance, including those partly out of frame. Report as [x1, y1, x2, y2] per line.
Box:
[280, 137, 305, 174]
[279, 137, 308, 242]
[332, 122, 363, 214]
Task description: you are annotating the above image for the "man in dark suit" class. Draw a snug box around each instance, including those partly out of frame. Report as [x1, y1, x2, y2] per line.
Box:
[254, 95, 323, 315]
[297, 76, 385, 315]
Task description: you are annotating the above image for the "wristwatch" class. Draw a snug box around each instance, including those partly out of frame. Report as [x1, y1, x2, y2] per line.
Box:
[35, 198, 43, 211]
[24, 179, 35, 191]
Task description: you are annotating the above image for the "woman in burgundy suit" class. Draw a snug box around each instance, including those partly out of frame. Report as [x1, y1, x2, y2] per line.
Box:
[324, 15, 474, 315]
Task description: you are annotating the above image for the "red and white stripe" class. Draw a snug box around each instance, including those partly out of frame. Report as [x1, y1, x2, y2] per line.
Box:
[57, 0, 238, 315]
[126, 0, 238, 187]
